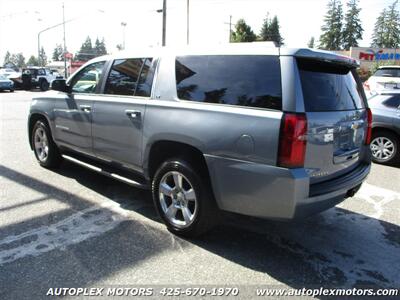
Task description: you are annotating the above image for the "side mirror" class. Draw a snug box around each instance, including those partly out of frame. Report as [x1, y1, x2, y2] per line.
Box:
[51, 79, 70, 93]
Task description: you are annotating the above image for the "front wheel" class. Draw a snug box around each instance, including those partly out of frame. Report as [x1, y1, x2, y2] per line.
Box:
[370, 131, 399, 165]
[152, 158, 218, 237]
[32, 120, 62, 168]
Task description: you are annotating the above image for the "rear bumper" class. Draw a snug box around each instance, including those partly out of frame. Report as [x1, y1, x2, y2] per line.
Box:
[204, 154, 370, 219]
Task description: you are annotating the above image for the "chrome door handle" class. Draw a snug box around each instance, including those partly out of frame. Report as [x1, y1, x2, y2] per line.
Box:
[80, 105, 91, 113]
[125, 110, 141, 118]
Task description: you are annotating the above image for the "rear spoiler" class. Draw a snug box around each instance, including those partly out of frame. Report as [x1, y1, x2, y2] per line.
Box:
[290, 49, 360, 68]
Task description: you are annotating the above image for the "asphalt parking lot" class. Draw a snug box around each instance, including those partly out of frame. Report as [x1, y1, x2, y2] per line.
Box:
[1, 91, 400, 299]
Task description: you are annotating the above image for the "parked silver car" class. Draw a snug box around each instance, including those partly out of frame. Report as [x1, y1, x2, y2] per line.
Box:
[28, 45, 371, 236]
[368, 90, 400, 164]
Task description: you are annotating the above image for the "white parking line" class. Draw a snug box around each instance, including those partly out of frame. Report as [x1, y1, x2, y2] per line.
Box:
[0, 202, 129, 265]
[355, 182, 400, 218]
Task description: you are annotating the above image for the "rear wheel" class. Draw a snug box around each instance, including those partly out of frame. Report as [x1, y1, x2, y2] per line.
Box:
[152, 158, 218, 237]
[40, 80, 49, 91]
[370, 131, 399, 165]
[32, 120, 62, 168]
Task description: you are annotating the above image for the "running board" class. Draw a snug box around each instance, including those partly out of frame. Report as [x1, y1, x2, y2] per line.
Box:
[62, 155, 149, 189]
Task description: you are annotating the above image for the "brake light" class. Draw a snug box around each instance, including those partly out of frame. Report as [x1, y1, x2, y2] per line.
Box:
[278, 113, 307, 168]
[365, 108, 372, 145]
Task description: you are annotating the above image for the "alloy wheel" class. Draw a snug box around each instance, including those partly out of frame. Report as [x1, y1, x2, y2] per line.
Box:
[34, 127, 49, 162]
[159, 171, 198, 228]
[370, 137, 395, 162]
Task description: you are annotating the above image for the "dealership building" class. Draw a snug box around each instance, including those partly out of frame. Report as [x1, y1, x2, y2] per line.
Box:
[335, 47, 400, 71]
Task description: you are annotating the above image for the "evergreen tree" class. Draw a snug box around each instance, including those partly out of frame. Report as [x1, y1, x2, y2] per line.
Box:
[319, 0, 344, 50]
[259, 15, 284, 46]
[3, 51, 11, 66]
[307, 37, 315, 48]
[385, 0, 400, 48]
[371, 1, 400, 48]
[342, 0, 363, 50]
[231, 19, 257, 43]
[75, 36, 95, 61]
[371, 9, 386, 47]
[27, 55, 39, 66]
[94, 37, 107, 56]
[52, 44, 64, 61]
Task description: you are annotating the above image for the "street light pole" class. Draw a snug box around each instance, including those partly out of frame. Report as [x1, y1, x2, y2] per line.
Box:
[38, 20, 72, 67]
[162, 0, 166, 46]
[186, 0, 189, 45]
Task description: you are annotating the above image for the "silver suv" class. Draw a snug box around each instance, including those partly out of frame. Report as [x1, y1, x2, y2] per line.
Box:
[368, 90, 400, 164]
[28, 45, 371, 237]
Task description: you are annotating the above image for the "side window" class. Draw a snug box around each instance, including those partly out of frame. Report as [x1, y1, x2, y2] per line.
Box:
[383, 95, 400, 108]
[104, 58, 143, 96]
[70, 61, 105, 94]
[175, 55, 282, 110]
[104, 58, 154, 97]
[135, 58, 154, 97]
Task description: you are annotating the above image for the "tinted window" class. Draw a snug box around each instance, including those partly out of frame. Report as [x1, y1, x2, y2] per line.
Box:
[298, 59, 365, 111]
[374, 68, 400, 78]
[104, 58, 154, 97]
[105, 59, 142, 96]
[135, 58, 154, 97]
[71, 61, 105, 94]
[383, 95, 400, 108]
[175, 55, 282, 110]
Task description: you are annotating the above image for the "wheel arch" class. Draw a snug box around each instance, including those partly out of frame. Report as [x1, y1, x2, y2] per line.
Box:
[28, 113, 52, 150]
[145, 139, 210, 183]
[372, 126, 400, 139]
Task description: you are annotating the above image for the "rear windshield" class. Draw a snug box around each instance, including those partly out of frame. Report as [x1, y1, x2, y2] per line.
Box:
[298, 59, 365, 112]
[373, 68, 400, 78]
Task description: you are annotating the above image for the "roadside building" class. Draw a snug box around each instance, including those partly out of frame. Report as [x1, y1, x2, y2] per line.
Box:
[335, 47, 400, 71]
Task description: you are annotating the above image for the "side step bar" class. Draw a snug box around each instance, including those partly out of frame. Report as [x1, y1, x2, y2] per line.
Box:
[62, 155, 149, 190]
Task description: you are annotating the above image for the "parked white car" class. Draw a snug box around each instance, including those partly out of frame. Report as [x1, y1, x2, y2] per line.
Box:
[364, 66, 400, 97]
[0, 68, 20, 79]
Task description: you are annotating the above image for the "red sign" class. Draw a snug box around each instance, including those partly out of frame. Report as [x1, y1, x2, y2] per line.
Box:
[64, 52, 73, 59]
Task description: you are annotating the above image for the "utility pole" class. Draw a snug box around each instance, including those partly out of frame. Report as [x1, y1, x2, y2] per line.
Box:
[186, 0, 189, 44]
[229, 15, 232, 43]
[62, 3, 67, 78]
[224, 15, 233, 43]
[162, 0, 167, 46]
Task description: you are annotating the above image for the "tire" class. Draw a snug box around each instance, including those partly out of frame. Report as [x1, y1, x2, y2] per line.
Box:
[370, 131, 400, 165]
[10, 89, 14, 93]
[31, 120, 62, 168]
[40, 80, 49, 91]
[152, 158, 219, 237]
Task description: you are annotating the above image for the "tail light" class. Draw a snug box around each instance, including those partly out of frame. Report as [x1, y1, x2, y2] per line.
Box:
[365, 108, 372, 145]
[278, 113, 307, 168]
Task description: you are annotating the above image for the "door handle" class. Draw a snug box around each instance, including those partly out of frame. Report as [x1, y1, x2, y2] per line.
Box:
[125, 110, 141, 118]
[80, 105, 91, 113]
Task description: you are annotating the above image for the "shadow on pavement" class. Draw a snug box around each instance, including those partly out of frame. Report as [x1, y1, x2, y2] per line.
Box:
[0, 163, 399, 300]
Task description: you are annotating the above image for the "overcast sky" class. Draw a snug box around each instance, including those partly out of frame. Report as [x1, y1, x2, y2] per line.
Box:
[0, 0, 395, 62]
